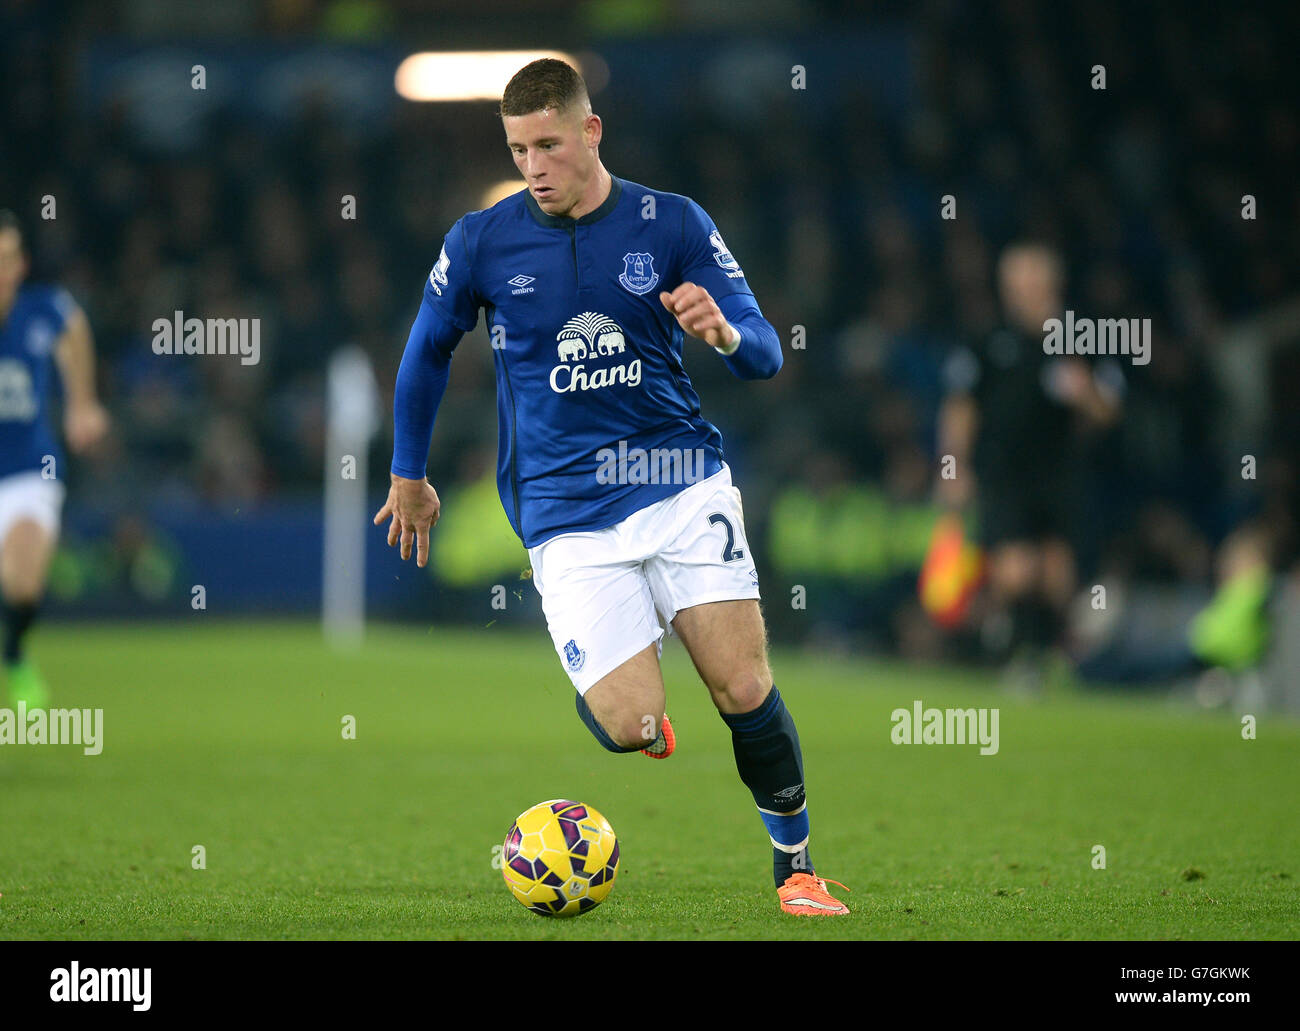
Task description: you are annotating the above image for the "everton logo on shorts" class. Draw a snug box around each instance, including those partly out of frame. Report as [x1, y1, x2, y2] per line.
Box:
[564, 638, 587, 673]
[618, 252, 659, 295]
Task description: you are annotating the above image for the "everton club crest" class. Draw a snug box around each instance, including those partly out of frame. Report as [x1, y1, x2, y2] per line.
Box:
[564, 638, 587, 673]
[618, 252, 659, 295]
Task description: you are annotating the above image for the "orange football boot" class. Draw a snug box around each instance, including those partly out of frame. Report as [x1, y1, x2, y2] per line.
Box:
[641, 713, 675, 758]
[778, 872, 851, 916]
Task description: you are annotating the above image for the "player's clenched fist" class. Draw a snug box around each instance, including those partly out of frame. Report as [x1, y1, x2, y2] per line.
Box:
[64, 400, 111, 454]
[373, 473, 441, 567]
[660, 282, 738, 351]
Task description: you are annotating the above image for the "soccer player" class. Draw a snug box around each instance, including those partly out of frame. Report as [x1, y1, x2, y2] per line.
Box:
[374, 59, 849, 915]
[0, 210, 110, 706]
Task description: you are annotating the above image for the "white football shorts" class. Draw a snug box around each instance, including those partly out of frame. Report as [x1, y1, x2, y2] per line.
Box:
[528, 462, 761, 694]
[0, 469, 65, 543]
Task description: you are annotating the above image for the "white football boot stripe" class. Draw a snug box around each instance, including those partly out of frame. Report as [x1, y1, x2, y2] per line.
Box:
[783, 895, 846, 911]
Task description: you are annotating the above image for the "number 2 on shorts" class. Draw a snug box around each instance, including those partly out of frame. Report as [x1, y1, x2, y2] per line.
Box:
[707, 512, 745, 562]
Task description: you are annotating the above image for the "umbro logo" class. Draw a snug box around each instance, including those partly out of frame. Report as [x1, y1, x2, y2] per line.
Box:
[508, 274, 535, 295]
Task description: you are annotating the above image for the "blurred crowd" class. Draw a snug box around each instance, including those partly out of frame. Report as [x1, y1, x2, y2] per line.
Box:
[3, 0, 1298, 672]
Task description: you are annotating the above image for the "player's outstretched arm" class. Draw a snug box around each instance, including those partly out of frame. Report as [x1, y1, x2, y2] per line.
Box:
[54, 306, 111, 454]
[659, 283, 782, 379]
[935, 391, 978, 509]
[373, 297, 462, 567]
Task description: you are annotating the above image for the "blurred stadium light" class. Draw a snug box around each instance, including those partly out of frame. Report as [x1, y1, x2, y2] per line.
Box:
[394, 50, 582, 101]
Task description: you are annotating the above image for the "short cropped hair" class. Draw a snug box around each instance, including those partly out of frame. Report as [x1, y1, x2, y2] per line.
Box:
[499, 58, 590, 119]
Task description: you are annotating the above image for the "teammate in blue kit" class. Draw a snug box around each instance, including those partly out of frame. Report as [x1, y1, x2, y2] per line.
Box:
[374, 60, 848, 915]
[0, 211, 110, 707]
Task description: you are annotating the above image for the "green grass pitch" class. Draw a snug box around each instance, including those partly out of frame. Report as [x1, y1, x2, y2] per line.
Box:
[1, 621, 1295, 940]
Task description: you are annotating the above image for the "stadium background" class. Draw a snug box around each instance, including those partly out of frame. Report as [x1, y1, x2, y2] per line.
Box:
[4, 0, 1299, 687]
[3, 0, 1300, 947]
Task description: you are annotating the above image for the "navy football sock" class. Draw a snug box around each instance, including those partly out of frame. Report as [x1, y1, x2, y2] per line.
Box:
[719, 685, 813, 887]
[3, 601, 37, 665]
[574, 691, 643, 754]
[774, 844, 815, 886]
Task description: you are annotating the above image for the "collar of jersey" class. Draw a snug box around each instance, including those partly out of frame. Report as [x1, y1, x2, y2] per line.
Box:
[523, 174, 623, 228]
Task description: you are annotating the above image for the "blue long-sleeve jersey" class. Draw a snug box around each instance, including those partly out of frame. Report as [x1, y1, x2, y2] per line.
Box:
[391, 174, 782, 548]
[0, 284, 73, 480]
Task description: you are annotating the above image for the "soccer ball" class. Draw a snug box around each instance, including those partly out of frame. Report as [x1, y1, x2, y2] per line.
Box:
[501, 799, 619, 917]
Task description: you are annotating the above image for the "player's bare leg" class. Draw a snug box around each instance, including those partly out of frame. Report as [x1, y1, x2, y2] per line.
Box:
[987, 541, 1039, 606]
[984, 540, 1039, 658]
[2, 517, 57, 706]
[579, 642, 667, 753]
[672, 599, 849, 915]
[1038, 537, 1077, 672]
[671, 599, 771, 712]
[1040, 536, 1076, 614]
